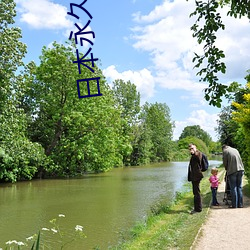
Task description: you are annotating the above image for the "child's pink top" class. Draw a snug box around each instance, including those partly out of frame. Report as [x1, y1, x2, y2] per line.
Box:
[209, 175, 219, 188]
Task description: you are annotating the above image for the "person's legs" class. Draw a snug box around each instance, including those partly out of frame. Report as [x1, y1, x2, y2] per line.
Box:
[228, 172, 237, 208]
[192, 181, 202, 212]
[236, 170, 244, 207]
[211, 187, 218, 205]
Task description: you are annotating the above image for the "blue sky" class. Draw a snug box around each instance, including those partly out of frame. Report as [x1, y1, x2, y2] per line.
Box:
[14, 0, 250, 141]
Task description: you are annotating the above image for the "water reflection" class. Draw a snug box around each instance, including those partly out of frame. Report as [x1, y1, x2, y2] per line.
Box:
[0, 160, 221, 249]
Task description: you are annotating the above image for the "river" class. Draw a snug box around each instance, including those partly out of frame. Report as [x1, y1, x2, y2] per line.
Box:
[0, 160, 221, 249]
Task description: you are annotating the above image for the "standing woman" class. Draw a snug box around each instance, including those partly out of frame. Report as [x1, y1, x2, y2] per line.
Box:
[188, 143, 204, 214]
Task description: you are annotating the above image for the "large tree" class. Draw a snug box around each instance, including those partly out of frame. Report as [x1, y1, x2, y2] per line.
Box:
[0, 0, 26, 107]
[190, 0, 250, 107]
[112, 79, 140, 124]
[24, 42, 126, 175]
[140, 102, 174, 162]
[0, 0, 47, 182]
[112, 79, 140, 165]
[230, 74, 250, 176]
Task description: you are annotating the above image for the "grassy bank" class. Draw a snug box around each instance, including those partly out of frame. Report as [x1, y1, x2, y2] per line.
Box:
[111, 169, 225, 250]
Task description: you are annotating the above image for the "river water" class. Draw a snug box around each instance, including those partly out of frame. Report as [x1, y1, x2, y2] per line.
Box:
[0, 160, 221, 249]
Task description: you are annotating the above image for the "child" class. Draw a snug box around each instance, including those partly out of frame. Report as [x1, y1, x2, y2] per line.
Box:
[209, 168, 220, 206]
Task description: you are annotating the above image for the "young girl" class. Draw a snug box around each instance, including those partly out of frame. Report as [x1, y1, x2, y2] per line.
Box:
[209, 168, 220, 206]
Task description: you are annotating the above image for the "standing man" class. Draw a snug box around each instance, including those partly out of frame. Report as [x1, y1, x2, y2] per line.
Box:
[222, 144, 244, 208]
[188, 143, 204, 214]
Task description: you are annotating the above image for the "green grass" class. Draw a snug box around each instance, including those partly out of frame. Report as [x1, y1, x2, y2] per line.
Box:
[111, 171, 225, 250]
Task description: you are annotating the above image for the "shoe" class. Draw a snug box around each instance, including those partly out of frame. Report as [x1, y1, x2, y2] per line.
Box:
[228, 205, 236, 208]
[212, 203, 220, 206]
[190, 209, 201, 214]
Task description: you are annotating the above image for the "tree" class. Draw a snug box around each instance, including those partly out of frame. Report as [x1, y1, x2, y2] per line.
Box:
[0, 0, 26, 108]
[129, 122, 153, 166]
[112, 79, 140, 165]
[179, 125, 212, 146]
[216, 106, 240, 147]
[0, 0, 47, 182]
[112, 79, 140, 124]
[178, 136, 209, 156]
[24, 42, 126, 175]
[140, 102, 174, 162]
[190, 0, 250, 107]
[231, 78, 250, 176]
[216, 72, 250, 149]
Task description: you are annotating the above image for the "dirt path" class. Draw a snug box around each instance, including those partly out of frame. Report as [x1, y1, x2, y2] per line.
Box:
[192, 174, 250, 250]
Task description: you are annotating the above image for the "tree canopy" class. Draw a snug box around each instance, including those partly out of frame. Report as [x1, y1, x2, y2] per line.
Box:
[190, 0, 250, 107]
[179, 125, 212, 146]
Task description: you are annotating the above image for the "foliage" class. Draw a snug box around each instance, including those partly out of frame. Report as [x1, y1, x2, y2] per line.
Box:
[0, 0, 49, 182]
[209, 141, 222, 154]
[189, 0, 250, 107]
[0, 0, 27, 107]
[231, 82, 250, 176]
[215, 71, 250, 176]
[178, 136, 209, 156]
[140, 102, 174, 162]
[112, 79, 140, 165]
[179, 125, 212, 146]
[216, 106, 240, 147]
[112, 79, 140, 124]
[129, 122, 153, 166]
[23, 42, 126, 175]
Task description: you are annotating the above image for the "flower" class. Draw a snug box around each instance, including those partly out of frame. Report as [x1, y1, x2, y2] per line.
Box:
[17, 242, 25, 246]
[51, 228, 58, 233]
[58, 214, 65, 217]
[5, 240, 25, 246]
[75, 225, 83, 232]
[6, 240, 17, 245]
[26, 236, 34, 241]
[42, 228, 50, 231]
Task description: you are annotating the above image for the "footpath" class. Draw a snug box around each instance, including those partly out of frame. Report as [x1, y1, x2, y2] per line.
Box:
[191, 173, 250, 250]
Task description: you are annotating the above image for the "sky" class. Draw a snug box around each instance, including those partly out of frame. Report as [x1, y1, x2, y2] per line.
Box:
[14, 0, 250, 141]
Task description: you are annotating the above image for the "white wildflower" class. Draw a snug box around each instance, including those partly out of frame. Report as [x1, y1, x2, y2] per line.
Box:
[58, 214, 65, 217]
[26, 236, 34, 241]
[42, 227, 50, 231]
[17, 241, 25, 246]
[75, 225, 83, 231]
[6, 240, 17, 245]
[51, 228, 58, 233]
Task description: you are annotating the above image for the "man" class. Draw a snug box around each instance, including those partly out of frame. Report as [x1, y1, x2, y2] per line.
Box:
[222, 144, 244, 208]
[188, 143, 204, 214]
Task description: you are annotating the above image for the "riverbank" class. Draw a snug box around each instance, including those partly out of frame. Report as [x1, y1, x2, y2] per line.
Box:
[111, 170, 221, 249]
[112, 168, 250, 250]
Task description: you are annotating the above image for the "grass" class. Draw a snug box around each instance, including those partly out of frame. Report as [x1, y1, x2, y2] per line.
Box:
[111, 169, 225, 250]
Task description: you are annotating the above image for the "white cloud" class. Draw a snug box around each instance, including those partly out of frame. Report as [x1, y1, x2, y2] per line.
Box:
[130, 0, 250, 95]
[214, 7, 250, 81]
[16, 0, 72, 29]
[16, 0, 95, 47]
[103, 65, 155, 102]
[173, 110, 219, 141]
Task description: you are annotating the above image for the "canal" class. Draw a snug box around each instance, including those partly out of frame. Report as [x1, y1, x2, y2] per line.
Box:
[0, 160, 221, 249]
